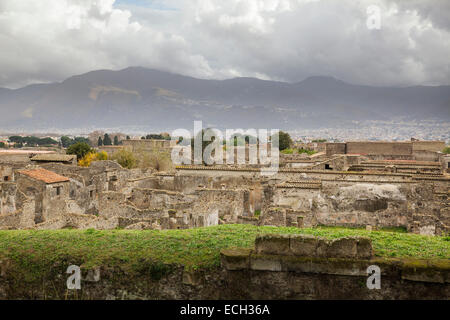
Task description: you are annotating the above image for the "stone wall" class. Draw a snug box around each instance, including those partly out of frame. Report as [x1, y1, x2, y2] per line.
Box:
[346, 141, 412, 156]
[326, 141, 445, 159]
[218, 235, 449, 299]
[325, 143, 346, 157]
[0, 182, 17, 215]
[412, 141, 445, 152]
[413, 150, 441, 162]
[122, 139, 172, 154]
[0, 165, 14, 182]
[264, 179, 449, 235]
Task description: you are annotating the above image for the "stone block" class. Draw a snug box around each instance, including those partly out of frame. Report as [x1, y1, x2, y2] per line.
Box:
[255, 234, 290, 255]
[356, 237, 373, 259]
[401, 259, 446, 283]
[290, 234, 318, 256]
[168, 209, 177, 218]
[297, 216, 304, 228]
[316, 238, 331, 258]
[220, 249, 251, 271]
[327, 237, 358, 258]
[281, 256, 316, 273]
[250, 256, 282, 271]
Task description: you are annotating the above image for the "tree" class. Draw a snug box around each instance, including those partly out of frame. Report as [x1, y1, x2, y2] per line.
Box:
[60, 136, 72, 148]
[78, 151, 108, 167]
[146, 134, 166, 140]
[0, 142, 6, 148]
[114, 136, 119, 146]
[73, 137, 91, 146]
[66, 142, 93, 160]
[103, 133, 112, 146]
[9, 135, 57, 146]
[272, 131, 292, 151]
[126, 136, 131, 140]
[443, 146, 450, 154]
[8, 136, 23, 143]
[98, 137, 103, 147]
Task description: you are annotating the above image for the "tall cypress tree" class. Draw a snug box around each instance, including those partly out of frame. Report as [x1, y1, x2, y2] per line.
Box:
[98, 137, 103, 146]
[103, 133, 112, 146]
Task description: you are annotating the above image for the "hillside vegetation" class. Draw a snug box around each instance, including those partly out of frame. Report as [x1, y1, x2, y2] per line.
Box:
[0, 225, 448, 280]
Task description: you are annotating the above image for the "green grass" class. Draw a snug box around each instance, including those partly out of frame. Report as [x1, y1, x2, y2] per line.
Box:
[281, 148, 294, 154]
[298, 148, 317, 155]
[281, 148, 317, 155]
[0, 225, 448, 280]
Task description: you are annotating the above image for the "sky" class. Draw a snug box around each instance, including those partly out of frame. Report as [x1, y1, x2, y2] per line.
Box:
[0, 0, 449, 88]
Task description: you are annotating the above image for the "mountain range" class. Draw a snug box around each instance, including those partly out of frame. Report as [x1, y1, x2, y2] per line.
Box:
[0, 67, 449, 132]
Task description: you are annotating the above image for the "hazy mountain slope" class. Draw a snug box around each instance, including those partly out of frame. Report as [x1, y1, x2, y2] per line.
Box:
[0, 67, 448, 131]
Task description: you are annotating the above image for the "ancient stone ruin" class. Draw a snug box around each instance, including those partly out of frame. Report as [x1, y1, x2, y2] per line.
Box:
[0, 140, 449, 236]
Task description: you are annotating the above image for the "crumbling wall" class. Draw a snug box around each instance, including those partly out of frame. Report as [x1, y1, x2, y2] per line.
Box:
[412, 141, 445, 152]
[193, 188, 251, 223]
[326, 143, 346, 157]
[129, 188, 189, 210]
[346, 142, 412, 156]
[261, 178, 448, 235]
[0, 182, 17, 215]
[219, 235, 449, 299]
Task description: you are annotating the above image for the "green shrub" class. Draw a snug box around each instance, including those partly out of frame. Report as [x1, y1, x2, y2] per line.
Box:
[66, 142, 93, 160]
[298, 148, 316, 155]
[111, 149, 137, 169]
[281, 148, 294, 154]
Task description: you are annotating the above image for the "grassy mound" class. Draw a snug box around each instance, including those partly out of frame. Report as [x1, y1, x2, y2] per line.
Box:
[0, 225, 448, 279]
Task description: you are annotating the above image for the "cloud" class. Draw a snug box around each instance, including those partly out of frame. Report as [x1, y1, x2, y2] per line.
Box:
[0, 0, 212, 88]
[0, 0, 449, 88]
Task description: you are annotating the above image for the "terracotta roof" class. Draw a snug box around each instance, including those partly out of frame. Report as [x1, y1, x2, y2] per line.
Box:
[18, 168, 69, 184]
[31, 154, 76, 162]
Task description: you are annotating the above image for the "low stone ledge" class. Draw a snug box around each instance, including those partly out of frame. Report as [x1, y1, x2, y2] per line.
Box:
[280, 256, 369, 276]
[327, 238, 358, 258]
[250, 255, 282, 272]
[221, 236, 449, 284]
[220, 248, 252, 271]
[401, 259, 450, 283]
[256, 234, 373, 259]
[290, 234, 318, 256]
[357, 238, 373, 259]
[255, 234, 290, 255]
[221, 250, 450, 283]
